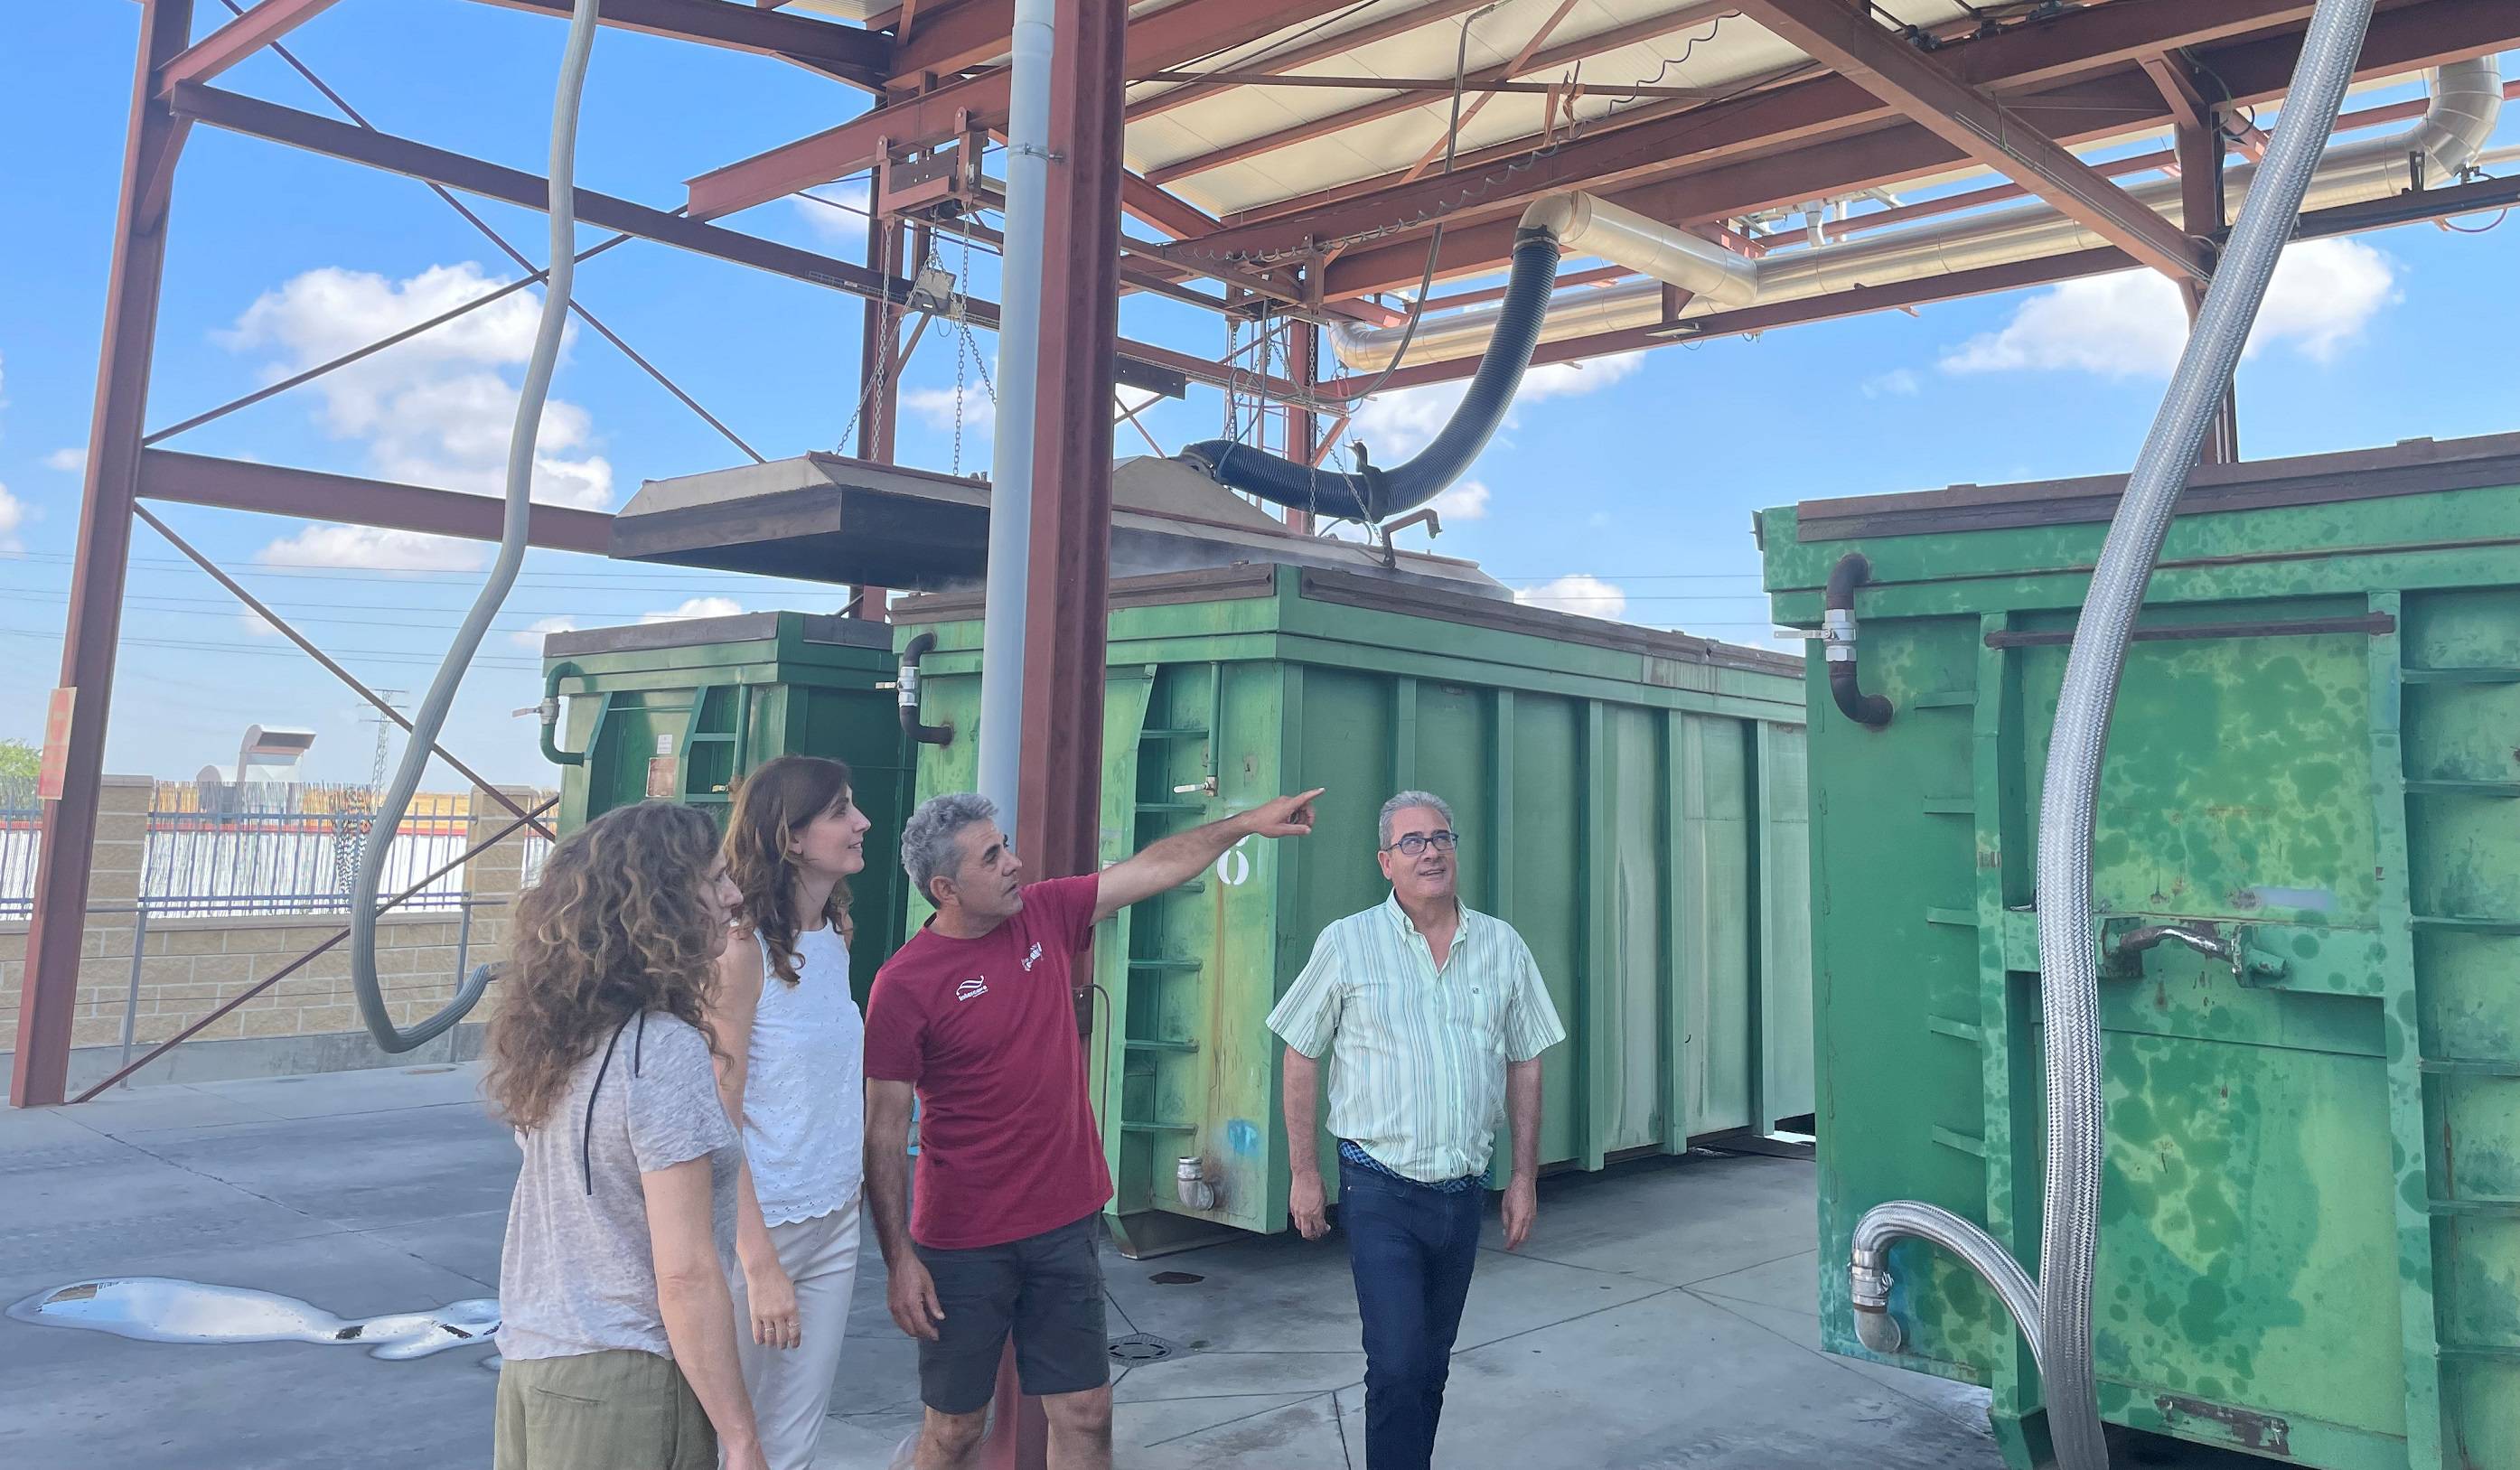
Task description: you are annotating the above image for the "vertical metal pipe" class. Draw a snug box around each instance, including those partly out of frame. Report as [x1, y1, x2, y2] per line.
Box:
[1013, 0, 1126, 881]
[119, 905, 150, 1089]
[14, 0, 196, 1109]
[973, 0, 1058, 827]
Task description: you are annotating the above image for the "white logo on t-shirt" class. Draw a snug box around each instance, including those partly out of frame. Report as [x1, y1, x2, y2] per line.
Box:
[956, 978, 988, 1001]
[1021, 942, 1043, 972]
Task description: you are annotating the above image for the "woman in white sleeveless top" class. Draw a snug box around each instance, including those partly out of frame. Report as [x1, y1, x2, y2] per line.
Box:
[708, 756, 872, 1470]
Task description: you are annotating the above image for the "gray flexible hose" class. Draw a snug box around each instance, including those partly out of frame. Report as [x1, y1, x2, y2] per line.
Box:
[2033, 2, 2377, 1464]
[349, 0, 605, 1052]
[1848, 3, 2380, 1463]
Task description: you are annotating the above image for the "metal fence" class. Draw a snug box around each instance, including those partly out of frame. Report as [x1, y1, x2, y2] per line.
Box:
[0, 779, 549, 922]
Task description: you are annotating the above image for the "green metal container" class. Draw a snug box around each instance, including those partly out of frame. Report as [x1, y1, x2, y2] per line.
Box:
[1761, 434, 2520, 1469]
[892, 563, 1813, 1255]
[541, 611, 913, 1002]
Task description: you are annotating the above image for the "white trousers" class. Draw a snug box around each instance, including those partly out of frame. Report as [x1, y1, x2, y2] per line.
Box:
[729, 1198, 863, 1470]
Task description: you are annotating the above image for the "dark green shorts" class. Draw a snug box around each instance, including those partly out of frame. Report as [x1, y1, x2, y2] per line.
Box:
[913, 1213, 1110, 1414]
[493, 1348, 714, 1470]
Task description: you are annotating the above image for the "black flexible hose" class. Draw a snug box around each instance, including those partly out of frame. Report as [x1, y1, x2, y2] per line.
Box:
[1176, 224, 1564, 523]
[1824, 553, 1892, 729]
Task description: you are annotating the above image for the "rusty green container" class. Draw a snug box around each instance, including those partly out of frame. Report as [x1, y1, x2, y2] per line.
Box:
[893, 563, 1812, 1255]
[541, 611, 912, 1003]
[1761, 434, 2520, 1469]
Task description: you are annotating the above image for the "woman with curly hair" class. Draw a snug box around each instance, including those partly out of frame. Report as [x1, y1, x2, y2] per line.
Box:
[705, 755, 874, 1470]
[484, 801, 766, 1470]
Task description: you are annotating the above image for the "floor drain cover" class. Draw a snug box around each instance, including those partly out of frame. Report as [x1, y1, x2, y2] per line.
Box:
[1149, 1271, 1204, 1286]
[1108, 1333, 1185, 1364]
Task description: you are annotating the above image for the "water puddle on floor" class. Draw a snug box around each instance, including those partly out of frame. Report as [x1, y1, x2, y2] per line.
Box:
[6, 1278, 500, 1362]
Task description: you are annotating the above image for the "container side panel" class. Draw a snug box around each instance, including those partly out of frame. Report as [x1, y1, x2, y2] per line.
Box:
[1761, 721, 1816, 1128]
[1801, 614, 2000, 1377]
[2013, 607, 2412, 1447]
[2402, 585, 2520, 1463]
[1683, 714, 1754, 1138]
[1506, 691, 1585, 1167]
[1599, 703, 1667, 1154]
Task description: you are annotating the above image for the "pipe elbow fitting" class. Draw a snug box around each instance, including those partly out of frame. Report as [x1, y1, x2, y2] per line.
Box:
[1850, 1246, 1903, 1353]
[897, 632, 953, 746]
[1822, 553, 1893, 728]
[1852, 1299, 1906, 1355]
[1518, 193, 1583, 240]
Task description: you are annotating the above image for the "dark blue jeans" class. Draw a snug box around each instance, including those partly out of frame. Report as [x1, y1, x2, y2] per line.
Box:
[1339, 1152, 1484, 1470]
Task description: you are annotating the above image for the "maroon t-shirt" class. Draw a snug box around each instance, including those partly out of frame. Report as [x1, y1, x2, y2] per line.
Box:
[863, 874, 1113, 1250]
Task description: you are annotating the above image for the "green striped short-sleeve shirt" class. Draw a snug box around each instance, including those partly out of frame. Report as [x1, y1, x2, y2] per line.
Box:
[1266, 894, 1567, 1184]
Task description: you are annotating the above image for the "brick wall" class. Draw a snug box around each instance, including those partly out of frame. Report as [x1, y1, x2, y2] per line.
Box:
[0, 780, 549, 1059]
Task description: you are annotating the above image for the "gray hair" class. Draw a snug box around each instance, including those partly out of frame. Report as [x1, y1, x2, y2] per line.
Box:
[902, 791, 998, 904]
[1379, 790, 1455, 847]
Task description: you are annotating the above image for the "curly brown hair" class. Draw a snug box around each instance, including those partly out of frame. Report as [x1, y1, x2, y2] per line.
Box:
[724, 755, 857, 987]
[482, 801, 727, 1131]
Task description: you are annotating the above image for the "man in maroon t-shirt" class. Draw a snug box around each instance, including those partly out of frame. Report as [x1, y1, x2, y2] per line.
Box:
[864, 785, 1321, 1469]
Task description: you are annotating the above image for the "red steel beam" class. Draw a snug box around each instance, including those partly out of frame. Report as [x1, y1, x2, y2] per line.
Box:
[136, 451, 615, 554]
[1736, 0, 2207, 279]
[462, 0, 895, 84]
[1168, 0, 2333, 267]
[165, 83, 1216, 396]
[1144, 0, 1732, 186]
[1120, 169, 1220, 239]
[1308, 0, 2520, 296]
[1126, 0, 1498, 123]
[888, 0, 1013, 82]
[1315, 79, 2166, 296]
[1320, 161, 2520, 397]
[156, 0, 343, 93]
[687, 0, 1363, 219]
[14, 0, 195, 1110]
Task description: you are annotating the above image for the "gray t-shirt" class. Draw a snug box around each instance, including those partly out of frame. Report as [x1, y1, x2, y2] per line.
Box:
[495, 1011, 739, 1361]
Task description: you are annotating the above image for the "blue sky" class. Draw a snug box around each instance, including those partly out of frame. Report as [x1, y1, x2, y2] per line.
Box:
[3, 3, 2514, 786]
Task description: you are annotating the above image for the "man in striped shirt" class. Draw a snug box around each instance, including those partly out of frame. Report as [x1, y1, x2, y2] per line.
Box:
[1266, 790, 1567, 1470]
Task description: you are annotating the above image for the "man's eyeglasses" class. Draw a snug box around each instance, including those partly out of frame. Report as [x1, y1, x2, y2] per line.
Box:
[1382, 830, 1459, 857]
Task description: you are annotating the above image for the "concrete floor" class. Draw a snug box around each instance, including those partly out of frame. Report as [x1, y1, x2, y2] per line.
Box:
[0, 1064, 2011, 1468]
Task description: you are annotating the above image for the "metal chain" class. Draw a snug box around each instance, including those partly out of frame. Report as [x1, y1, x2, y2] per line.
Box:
[1223, 314, 1243, 442]
[835, 232, 903, 452]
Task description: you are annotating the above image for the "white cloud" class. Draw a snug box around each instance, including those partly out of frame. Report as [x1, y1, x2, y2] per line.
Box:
[1349, 351, 1644, 458]
[1513, 573, 1628, 621]
[510, 614, 579, 651]
[259, 524, 486, 573]
[44, 446, 85, 473]
[228, 262, 620, 572]
[224, 263, 617, 565]
[1863, 368, 1921, 398]
[903, 384, 996, 440]
[1428, 478, 1491, 521]
[1940, 239, 2399, 379]
[641, 596, 744, 624]
[791, 181, 872, 247]
[1519, 353, 1645, 402]
[239, 609, 282, 639]
[0, 482, 23, 554]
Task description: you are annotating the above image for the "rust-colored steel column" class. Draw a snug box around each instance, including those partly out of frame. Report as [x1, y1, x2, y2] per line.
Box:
[856, 207, 907, 619]
[13, 0, 196, 1110]
[978, 0, 1124, 1458]
[1012, 0, 1125, 884]
[1282, 319, 1318, 533]
[2174, 117, 2240, 465]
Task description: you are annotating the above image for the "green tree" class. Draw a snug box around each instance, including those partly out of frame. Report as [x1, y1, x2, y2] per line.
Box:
[0, 738, 40, 782]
